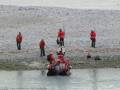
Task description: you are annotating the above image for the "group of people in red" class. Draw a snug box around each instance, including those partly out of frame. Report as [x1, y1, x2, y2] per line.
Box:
[47, 51, 70, 75]
[16, 29, 96, 56]
[47, 29, 70, 75]
[16, 32, 46, 57]
[16, 29, 96, 75]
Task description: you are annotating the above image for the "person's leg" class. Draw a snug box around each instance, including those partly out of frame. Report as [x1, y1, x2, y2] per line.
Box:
[94, 41, 96, 48]
[43, 48, 45, 56]
[63, 39, 64, 46]
[60, 38, 63, 46]
[18, 43, 20, 50]
[93, 39, 96, 48]
[92, 41, 94, 48]
[41, 49, 43, 56]
[19, 43, 21, 50]
[17, 42, 19, 50]
[62, 38, 64, 46]
[60, 38, 62, 46]
[91, 39, 93, 47]
[93, 41, 95, 48]
[40, 48, 42, 57]
[41, 48, 45, 56]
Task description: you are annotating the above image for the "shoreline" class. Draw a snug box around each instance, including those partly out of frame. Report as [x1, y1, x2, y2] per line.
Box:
[0, 56, 120, 70]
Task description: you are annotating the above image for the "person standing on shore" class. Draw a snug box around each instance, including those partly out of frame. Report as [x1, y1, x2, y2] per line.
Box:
[57, 28, 65, 46]
[39, 39, 45, 57]
[90, 30, 96, 48]
[16, 32, 23, 50]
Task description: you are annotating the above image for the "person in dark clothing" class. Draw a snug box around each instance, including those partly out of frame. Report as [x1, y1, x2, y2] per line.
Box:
[39, 39, 45, 57]
[57, 29, 65, 46]
[90, 30, 96, 48]
[16, 32, 23, 50]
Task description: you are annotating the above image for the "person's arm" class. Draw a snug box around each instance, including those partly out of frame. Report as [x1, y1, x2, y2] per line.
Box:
[58, 32, 60, 38]
[95, 32, 96, 37]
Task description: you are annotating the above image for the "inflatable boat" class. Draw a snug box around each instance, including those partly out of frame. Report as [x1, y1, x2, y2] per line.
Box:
[47, 60, 71, 76]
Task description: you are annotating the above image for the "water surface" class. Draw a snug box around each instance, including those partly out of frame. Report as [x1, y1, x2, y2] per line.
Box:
[0, 68, 120, 90]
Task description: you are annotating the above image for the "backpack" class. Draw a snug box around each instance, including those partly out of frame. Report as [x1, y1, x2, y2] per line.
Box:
[56, 38, 60, 45]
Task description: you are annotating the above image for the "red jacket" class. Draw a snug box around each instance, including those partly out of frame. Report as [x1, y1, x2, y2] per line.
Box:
[58, 51, 63, 55]
[39, 40, 45, 48]
[90, 31, 96, 39]
[58, 31, 65, 39]
[58, 54, 64, 62]
[16, 34, 22, 43]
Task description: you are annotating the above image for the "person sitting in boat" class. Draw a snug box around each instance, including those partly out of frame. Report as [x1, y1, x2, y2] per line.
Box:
[52, 59, 65, 74]
[47, 52, 55, 64]
[47, 64, 52, 71]
[47, 54, 71, 75]
[62, 57, 71, 71]
[48, 60, 58, 70]
[54, 60, 61, 74]
[57, 54, 69, 71]
[57, 53, 64, 62]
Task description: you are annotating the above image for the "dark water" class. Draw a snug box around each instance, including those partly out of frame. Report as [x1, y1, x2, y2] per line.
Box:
[0, 68, 120, 90]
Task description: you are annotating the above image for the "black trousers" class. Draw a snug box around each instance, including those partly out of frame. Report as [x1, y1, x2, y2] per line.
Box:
[40, 48, 45, 57]
[91, 38, 96, 48]
[17, 42, 21, 50]
[60, 38, 64, 46]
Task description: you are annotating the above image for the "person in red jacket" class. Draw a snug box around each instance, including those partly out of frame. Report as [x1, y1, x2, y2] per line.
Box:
[90, 30, 96, 48]
[57, 53, 64, 62]
[16, 32, 22, 50]
[48, 52, 55, 64]
[39, 39, 45, 57]
[57, 28, 65, 46]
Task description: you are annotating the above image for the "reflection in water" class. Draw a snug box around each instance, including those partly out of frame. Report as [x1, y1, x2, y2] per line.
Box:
[16, 71, 23, 88]
[92, 69, 98, 90]
[41, 70, 46, 76]
[0, 69, 120, 90]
